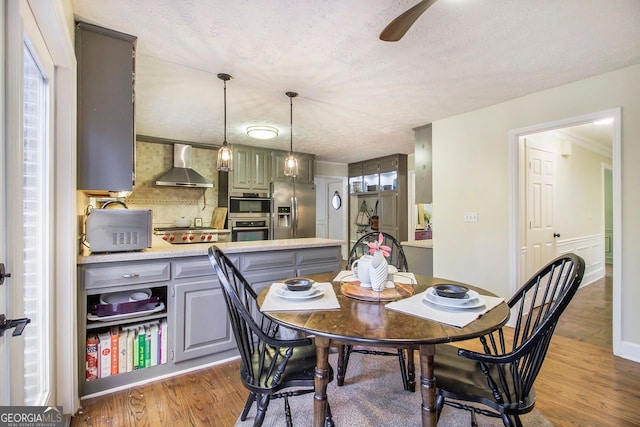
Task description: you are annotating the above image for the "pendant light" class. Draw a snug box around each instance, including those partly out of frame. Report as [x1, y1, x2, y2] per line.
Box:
[216, 73, 233, 171]
[284, 91, 299, 178]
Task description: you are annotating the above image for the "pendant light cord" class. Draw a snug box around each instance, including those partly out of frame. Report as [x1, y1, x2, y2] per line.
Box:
[223, 79, 227, 144]
[289, 95, 293, 153]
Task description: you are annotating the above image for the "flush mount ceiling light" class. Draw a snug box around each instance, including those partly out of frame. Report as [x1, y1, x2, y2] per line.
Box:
[216, 73, 233, 172]
[284, 91, 299, 178]
[247, 126, 279, 140]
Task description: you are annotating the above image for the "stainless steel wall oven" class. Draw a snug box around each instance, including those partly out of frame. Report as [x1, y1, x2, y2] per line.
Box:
[229, 218, 270, 242]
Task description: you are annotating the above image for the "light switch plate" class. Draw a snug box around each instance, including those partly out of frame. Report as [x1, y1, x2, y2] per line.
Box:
[464, 212, 478, 222]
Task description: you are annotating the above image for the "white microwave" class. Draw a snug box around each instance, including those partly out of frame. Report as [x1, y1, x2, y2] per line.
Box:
[86, 209, 152, 252]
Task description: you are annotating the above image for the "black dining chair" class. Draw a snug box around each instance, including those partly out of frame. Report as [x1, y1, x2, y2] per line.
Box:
[339, 231, 415, 391]
[346, 231, 409, 272]
[434, 253, 585, 427]
[208, 245, 334, 427]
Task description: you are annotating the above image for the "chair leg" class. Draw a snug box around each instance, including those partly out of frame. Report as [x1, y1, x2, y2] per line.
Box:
[397, 348, 409, 391]
[253, 393, 270, 427]
[337, 344, 353, 386]
[406, 347, 416, 392]
[241, 392, 255, 421]
[337, 344, 346, 386]
[284, 395, 292, 427]
[325, 401, 334, 427]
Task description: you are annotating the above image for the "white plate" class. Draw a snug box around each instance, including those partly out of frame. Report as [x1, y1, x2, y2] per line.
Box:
[426, 287, 479, 306]
[279, 283, 319, 296]
[276, 285, 325, 300]
[100, 288, 152, 305]
[424, 288, 485, 309]
[87, 302, 165, 321]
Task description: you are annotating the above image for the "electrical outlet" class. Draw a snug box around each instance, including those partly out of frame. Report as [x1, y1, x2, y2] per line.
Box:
[464, 212, 478, 223]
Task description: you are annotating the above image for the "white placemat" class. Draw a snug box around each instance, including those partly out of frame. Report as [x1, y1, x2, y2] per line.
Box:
[260, 282, 340, 312]
[332, 270, 417, 285]
[385, 289, 505, 328]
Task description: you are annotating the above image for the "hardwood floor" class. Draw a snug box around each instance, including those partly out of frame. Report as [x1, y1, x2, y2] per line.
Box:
[72, 266, 640, 426]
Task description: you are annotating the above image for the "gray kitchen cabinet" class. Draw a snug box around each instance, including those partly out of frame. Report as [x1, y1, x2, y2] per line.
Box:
[348, 154, 407, 251]
[77, 245, 340, 396]
[230, 145, 271, 194]
[379, 192, 397, 237]
[172, 277, 234, 362]
[414, 124, 433, 204]
[295, 246, 342, 276]
[172, 257, 235, 363]
[402, 244, 433, 276]
[272, 150, 315, 184]
[78, 260, 173, 397]
[76, 22, 136, 194]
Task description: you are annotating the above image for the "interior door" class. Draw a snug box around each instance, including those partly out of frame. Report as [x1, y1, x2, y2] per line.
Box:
[2, 0, 55, 405]
[525, 142, 557, 281]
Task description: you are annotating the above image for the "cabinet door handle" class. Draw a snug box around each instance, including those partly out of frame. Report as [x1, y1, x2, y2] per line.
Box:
[121, 273, 140, 278]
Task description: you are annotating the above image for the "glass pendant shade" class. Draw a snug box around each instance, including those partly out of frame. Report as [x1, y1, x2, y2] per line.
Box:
[216, 142, 233, 171]
[216, 73, 233, 171]
[284, 91, 298, 178]
[284, 153, 298, 177]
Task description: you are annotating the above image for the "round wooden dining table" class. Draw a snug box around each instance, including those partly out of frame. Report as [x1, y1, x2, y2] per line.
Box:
[257, 271, 510, 427]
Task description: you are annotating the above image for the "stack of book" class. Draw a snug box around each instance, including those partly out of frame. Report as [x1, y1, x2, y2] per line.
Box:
[86, 319, 168, 381]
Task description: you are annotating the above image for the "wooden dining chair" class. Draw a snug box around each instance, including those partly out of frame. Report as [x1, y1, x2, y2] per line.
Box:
[208, 245, 334, 427]
[434, 253, 585, 426]
[339, 231, 415, 391]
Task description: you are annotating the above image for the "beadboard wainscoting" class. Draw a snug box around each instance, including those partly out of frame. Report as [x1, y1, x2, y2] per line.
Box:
[521, 234, 605, 289]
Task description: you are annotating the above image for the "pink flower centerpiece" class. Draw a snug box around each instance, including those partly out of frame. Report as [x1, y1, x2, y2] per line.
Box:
[364, 233, 390, 291]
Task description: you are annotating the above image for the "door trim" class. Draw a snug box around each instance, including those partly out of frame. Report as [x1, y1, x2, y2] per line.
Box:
[509, 107, 622, 356]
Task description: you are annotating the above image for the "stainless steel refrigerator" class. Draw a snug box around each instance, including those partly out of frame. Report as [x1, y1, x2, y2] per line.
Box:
[271, 181, 316, 239]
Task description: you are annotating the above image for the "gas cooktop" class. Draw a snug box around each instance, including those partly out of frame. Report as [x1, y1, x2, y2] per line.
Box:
[153, 226, 220, 244]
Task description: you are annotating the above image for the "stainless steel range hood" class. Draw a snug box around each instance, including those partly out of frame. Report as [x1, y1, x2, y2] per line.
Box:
[155, 144, 213, 188]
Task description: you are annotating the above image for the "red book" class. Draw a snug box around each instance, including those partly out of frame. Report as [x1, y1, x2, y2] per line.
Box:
[110, 326, 119, 375]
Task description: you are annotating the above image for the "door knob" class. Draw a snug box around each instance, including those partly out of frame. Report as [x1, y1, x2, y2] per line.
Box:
[553, 233, 561, 238]
[0, 263, 11, 286]
[0, 314, 31, 337]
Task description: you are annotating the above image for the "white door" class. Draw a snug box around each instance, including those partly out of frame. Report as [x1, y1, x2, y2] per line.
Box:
[1, 0, 56, 405]
[525, 142, 557, 281]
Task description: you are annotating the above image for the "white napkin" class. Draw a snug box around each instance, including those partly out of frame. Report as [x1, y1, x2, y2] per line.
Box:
[260, 282, 340, 312]
[332, 270, 417, 285]
[385, 289, 505, 328]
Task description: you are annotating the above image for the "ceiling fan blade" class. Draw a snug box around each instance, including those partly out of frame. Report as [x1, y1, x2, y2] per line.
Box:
[379, 0, 438, 42]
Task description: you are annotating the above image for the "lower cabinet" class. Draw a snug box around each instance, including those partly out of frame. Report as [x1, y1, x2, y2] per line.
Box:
[78, 245, 341, 397]
[173, 277, 235, 362]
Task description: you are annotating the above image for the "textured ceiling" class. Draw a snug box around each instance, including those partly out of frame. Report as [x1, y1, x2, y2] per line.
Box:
[71, 0, 640, 163]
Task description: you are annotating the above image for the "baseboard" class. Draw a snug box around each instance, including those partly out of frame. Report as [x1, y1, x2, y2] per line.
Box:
[618, 340, 640, 363]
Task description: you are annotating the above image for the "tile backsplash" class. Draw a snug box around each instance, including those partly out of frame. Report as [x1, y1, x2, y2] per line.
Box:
[124, 140, 222, 228]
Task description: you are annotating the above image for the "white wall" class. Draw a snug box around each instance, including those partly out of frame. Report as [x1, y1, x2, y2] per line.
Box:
[432, 64, 640, 357]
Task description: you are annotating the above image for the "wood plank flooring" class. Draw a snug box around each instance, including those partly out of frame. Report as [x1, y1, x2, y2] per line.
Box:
[72, 266, 640, 426]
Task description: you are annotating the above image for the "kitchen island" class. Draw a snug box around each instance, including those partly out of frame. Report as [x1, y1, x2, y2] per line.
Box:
[77, 238, 343, 397]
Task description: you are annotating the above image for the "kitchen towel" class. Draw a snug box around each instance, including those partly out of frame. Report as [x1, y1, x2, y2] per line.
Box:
[385, 289, 504, 328]
[260, 282, 340, 312]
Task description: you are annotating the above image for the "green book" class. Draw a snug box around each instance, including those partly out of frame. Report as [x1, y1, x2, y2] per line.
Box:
[138, 326, 146, 369]
[144, 326, 151, 368]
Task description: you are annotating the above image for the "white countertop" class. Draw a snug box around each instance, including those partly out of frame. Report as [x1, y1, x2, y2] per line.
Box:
[400, 239, 433, 249]
[78, 237, 345, 265]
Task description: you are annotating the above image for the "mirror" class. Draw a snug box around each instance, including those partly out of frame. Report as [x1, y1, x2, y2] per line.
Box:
[331, 191, 342, 210]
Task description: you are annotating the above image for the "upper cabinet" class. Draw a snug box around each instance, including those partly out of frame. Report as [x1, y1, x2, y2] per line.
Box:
[348, 154, 408, 247]
[272, 151, 315, 184]
[414, 124, 432, 204]
[229, 145, 271, 195]
[76, 22, 137, 194]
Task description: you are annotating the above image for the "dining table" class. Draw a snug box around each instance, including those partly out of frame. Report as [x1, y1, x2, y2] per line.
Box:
[257, 271, 510, 427]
